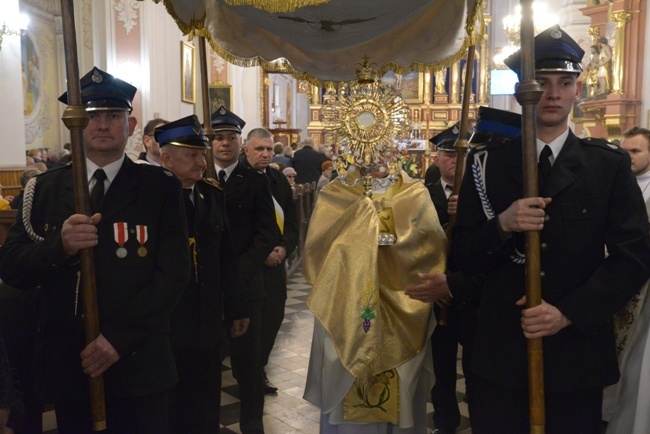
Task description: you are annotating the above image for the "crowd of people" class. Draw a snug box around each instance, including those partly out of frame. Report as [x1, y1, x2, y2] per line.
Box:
[1, 23, 650, 434]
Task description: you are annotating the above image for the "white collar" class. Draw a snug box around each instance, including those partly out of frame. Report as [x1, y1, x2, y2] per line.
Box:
[441, 179, 453, 198]
[146, 155, 161, 166]
[536, 128, 570, 164]
[86, 156, 124, 192]
[215, 161, 238, 181]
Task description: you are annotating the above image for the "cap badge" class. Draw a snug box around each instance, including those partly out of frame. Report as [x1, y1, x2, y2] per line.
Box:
[219, 107, 226, 115]
[91, 70, 103, 83]
[551, 29, 562, 39]
[452, 126, 459, 135]
[193, 127, 201, 135]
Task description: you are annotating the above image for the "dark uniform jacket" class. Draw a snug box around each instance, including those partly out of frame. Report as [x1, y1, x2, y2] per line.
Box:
[452, 130, 650, 393]
[221, 161, 279, 301]
[427, 180, 482, 305]
[0, 157, 190, 402]
[170, 178, 247, 351]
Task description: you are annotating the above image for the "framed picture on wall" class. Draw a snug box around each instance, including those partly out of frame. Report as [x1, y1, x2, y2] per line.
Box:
[181, 41, 195, 104]
[400, 71, 424, 103]
[209, 84, 232, 113]
[380, 71, 424, 104]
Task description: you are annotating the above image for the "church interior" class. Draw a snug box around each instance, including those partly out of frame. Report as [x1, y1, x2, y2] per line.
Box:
[1, 0, 650, 433]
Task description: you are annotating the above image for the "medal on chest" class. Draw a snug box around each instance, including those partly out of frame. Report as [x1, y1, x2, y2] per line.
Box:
[113, 222, 128, 258]
[135, 224, 148, 257]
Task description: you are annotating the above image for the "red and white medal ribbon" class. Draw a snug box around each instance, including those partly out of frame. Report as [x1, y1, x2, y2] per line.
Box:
[114, 222, 128, 258]
[135, 225, 148, 257]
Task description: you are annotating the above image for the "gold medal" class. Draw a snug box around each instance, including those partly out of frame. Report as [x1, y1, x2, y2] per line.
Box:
[135, 225, 149, 258]
[116, 247, 128, 258]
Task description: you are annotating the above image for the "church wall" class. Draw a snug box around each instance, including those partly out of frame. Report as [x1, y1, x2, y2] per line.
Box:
[0, 0, 27, 168]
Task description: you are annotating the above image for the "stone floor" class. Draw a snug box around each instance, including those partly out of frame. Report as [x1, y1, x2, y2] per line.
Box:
[43, 266, 472, 433]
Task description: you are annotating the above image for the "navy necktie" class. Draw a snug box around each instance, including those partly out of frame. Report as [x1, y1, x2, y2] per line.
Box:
[183, 188, 195, 236]
[539, 145, 553, 194]
[90, 169, 107, 212]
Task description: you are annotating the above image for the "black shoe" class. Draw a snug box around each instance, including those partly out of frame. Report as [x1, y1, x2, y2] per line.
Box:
[264, 379, 278, 395]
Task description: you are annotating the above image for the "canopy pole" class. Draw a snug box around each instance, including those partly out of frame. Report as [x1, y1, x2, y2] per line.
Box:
[199, 36, 217, 179]
[438, 44, 476, 326]
[59, 0, 106, 430]
[515, 0, 545, 432]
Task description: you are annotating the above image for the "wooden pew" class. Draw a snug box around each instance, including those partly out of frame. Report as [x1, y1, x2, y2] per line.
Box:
[0, 209, 18, 245]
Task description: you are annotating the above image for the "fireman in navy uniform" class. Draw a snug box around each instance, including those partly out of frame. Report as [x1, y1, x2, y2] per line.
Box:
[452, 26, 650, 433]
[157, 115, 250, 433]
[0, 67, 190, 434]
[211, 107, 279, 434]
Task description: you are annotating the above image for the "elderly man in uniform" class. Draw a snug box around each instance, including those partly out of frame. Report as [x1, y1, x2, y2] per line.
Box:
[157, 115, 250, 433]
[452, 26, 650, 433]
[211, 107, 278, 434]
[0, 67, 190, 434]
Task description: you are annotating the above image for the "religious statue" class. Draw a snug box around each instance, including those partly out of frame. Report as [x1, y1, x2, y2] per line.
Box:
[434, 68, 447, 94]
[597, 37, 613, 95]
[584, 44, 600, 97]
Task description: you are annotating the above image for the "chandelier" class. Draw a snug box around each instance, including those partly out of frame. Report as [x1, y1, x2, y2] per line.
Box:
[0, 13, 29, 51]
[494, 1, 558, 66]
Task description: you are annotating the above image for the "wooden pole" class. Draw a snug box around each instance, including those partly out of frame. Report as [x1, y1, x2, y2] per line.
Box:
[438, 45, 475, 326]
[449, 44, 475, 229]
[59, 0, 106, 430]
[515, 0, 545, 432]
[199, 36, 217, 179]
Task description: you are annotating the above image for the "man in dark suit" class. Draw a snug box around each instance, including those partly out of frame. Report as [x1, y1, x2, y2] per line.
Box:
[292, 137, 326, 184]
[423, 125, 465, 434]
[419, 111, 521, 434]
[242, 128, 299, 394]
[158, 115, 249, 433]
[452, 26, 650, 433]
[0, 67, 190, 434]
[138, 118, 168, 166]
[211, 106, 279, 434]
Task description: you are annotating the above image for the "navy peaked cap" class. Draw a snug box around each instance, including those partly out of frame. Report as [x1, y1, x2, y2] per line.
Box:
[155, 115, 209, 149]
[470, 107, 522, 144]
[504, 25, 584, 76]
[429, 123, 469, 151]
[210, 106, 246, 133]
[58, 67, 136, 112]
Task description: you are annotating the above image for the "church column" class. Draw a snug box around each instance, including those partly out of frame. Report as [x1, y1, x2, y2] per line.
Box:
[610, 10, 632, 95]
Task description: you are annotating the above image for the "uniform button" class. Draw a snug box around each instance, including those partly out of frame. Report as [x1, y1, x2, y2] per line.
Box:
[540, 271, 546, 278]
[544, 215, 550, 222]
[541, 242, 547, 250]
[582, 208, 587, 214]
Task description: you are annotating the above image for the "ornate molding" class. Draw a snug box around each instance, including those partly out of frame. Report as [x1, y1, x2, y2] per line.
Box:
[114, 0, 140, 36]
[82, 0, 93, 50]
[582, 105, 605, 124]
[611, 11, 632, 28]
[211, 52, 226, 83]
[588, 25, 600, 44]
[23, 0, 57, 14]
[23, 25, 53, 145]
[125, 125, 143, 160]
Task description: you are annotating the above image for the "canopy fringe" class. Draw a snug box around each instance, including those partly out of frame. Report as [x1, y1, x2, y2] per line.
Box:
[155, 0, 485, 86]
